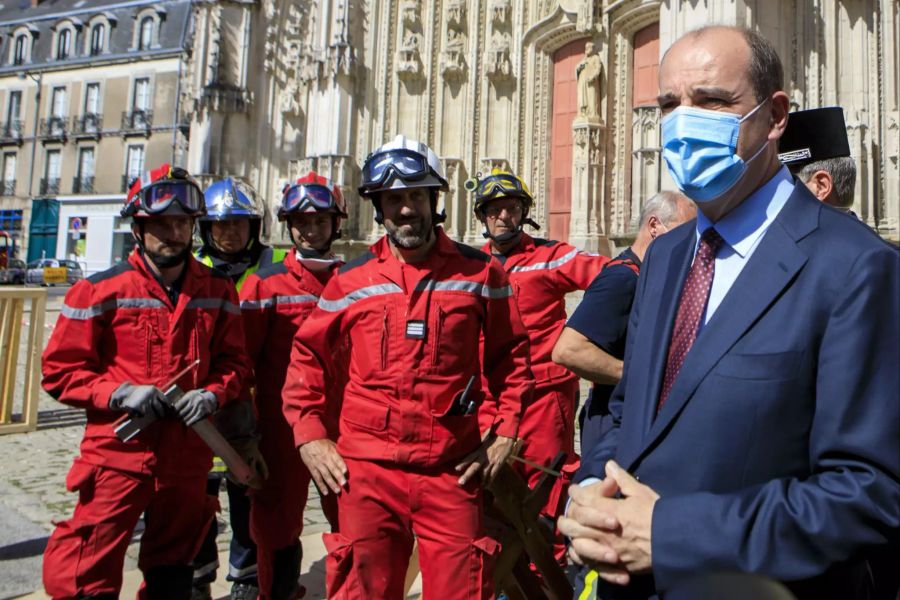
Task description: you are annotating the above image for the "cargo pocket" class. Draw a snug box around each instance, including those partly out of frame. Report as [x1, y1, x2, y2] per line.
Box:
[467, 535, 501, 599]
[65, 458, 96, 502]
[323, 532, 358, 599]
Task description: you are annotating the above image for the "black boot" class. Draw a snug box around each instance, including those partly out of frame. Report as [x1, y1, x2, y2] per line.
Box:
[270, 542, 303, 600]
[144, 564, 194, 600]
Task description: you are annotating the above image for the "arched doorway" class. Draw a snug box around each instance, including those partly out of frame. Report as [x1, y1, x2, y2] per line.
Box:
[549, 39, 586, 242]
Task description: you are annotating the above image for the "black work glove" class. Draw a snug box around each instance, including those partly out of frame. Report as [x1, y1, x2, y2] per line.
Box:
[109, 383, 168, 419]
[174, 389, 218, 426]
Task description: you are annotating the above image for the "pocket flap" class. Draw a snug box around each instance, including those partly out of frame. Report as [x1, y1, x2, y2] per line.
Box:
[343, 402, 390, 432]
[716, 350, 801, 380]
[64, 458, 96, 494]
[472, 535, 500, 556]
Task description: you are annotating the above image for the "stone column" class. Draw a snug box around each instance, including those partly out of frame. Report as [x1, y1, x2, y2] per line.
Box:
[569, 120, 611, 255]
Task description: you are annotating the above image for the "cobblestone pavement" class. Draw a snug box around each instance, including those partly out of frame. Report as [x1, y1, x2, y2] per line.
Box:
[0, 292, 391, 599]
[0, 289, 588, 599]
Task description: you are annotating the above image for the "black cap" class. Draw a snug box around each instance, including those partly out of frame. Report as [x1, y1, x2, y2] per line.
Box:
[778, 107, 851, 167]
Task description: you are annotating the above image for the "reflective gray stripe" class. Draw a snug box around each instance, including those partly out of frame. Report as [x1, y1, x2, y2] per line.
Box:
[228, 562, 258, 579]
[317, 283, 403, 312]
[508, 248, 579, 273]
[278, 294, 319, 306]
[415, 279, 513, 299]
[117, 298, 166, 309]
[241, 294, 318, 311]
[186, 298, 241, 314]
[61, 298, 163, 320]
[240, 298, 275, 311]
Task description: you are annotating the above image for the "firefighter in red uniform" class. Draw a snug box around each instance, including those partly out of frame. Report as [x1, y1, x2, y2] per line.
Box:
[282, 136, 534, 600]
[239, 171, 347, 600]
[41, 164, 250, 600]
[470, 169, 609, 560]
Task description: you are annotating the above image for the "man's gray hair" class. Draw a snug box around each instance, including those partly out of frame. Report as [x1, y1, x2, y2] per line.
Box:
[640, 191, 684, 226]
[795, 157, 857, 208]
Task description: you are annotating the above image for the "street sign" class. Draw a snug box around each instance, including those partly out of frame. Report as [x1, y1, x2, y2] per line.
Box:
[43, 267, 68, 284]
[71, 217, 82, 231]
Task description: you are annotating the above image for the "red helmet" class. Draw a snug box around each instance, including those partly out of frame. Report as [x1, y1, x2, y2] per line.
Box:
[278, 171, 348, 222]
[121, 163, 205, 218]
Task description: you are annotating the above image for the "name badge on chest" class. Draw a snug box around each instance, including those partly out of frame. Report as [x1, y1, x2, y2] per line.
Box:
[405, 320, 427, 340]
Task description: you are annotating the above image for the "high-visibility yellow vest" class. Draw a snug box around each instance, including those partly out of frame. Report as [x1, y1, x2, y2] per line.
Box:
[196, 246, 288, 292]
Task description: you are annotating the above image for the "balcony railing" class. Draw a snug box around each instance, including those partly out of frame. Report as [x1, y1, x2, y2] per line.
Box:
[39, 116, 68, 140]
[39, 177, 61, 195]
[121, 110, 152, 133]
[0, 121, 23, 144]
[72, 176, 95, 194]
[0, 180, 15, 196]
[73, 113, 102, 137]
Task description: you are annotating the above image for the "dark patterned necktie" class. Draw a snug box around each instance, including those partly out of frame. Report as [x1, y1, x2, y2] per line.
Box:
[658, 228, 725, 412]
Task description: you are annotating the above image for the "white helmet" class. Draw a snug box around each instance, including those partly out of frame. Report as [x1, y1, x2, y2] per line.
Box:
[359, 135, 449, 197]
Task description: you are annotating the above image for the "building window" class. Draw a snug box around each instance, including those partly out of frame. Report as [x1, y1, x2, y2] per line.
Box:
[125, 144, 145, 191]
[89, 23, 105, 55]
[84, 83, 101, 115]
[42, 150, 62, 195]
[1, 153, 16, 196]
[75, 147, 95, 193]
[13, 34, 28, 65]
[132, 78, 151, 111]
[138, 16, 154, 50]
[56, 28, 72, 60]
[6, 91, 21, 123]
[112, 217, 135, 263]
[51, 86, 67, 118]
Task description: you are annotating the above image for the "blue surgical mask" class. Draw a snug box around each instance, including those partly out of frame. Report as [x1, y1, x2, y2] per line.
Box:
[661, 100, 769, 202]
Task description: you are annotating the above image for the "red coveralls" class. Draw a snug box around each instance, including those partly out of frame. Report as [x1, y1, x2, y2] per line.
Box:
[480, 234, 607, 531]
[283, 228, 533, 600]
[238, 251, 342, 599]
[41, 251, 249, 600]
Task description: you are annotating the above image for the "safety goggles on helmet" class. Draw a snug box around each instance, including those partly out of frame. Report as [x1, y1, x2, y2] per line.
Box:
[122, 173, 205, 218]
[472, 173, 531, 202]
[279, 184, 347, 223]
[363, 148, 438, 188]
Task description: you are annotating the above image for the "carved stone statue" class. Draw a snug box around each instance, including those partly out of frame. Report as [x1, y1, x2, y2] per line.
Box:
[576, 41, 604, 123]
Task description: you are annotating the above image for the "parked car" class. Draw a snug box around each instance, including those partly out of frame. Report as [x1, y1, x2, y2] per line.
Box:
[0, 258, 26, 284]
[25, 259, 84, 286]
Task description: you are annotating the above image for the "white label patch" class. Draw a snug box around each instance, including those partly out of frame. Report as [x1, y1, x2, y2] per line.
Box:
[778, 148, 812, 163]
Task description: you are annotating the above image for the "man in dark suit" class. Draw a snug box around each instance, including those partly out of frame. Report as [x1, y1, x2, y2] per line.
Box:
[560, 25, 899, 600]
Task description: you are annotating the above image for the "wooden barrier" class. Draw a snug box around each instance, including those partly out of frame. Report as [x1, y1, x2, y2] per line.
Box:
[0, 288, 47, 434]
[487, 452, 573, 600]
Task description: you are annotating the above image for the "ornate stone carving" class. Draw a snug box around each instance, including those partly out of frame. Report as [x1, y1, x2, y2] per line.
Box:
[479, 157, 510, 174]
[485, 31, 513, 81]
[446, 0, 466, 28]
[396, 33, 423, 79]
[441, 28, 466, 81]
[489, 0, 510, 26]
[575, 41, 605, 123]
[886, 111, 899, 165]
[401, 0, 421, 27]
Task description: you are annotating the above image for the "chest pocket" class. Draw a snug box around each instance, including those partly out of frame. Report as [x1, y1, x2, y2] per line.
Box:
[429, 299, 482, 372]
[349, 304, 391, 378]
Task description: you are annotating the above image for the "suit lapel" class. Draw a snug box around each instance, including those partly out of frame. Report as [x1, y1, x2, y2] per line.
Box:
[626, 185, 816, 469]
[616, 229, 695, 468]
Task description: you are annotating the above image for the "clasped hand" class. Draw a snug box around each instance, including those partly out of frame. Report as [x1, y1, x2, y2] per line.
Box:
[557, 460, 660, 587]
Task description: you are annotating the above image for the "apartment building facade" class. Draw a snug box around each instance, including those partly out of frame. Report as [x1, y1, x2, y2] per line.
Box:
[0, 0, 192, 273]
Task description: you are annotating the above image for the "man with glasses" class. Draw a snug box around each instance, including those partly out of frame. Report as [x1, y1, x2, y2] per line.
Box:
[191, 177, 285, 600]
[238, 171, 346, 600]
[470, 169, 609, 569]
[41, 163, 249, 599]
[283, 136, 534, 599]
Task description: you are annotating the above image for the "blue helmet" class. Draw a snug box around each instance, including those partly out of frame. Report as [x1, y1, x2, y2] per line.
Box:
[200, 178, 263, 221]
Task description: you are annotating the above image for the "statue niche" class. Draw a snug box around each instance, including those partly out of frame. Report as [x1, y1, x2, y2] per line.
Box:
[575, 41, 605, 124]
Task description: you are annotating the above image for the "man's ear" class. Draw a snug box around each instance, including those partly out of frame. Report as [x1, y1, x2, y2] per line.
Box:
[769, 91, 790, 141]
[804, 170, 834, 202]
[647, 215, 662, 239]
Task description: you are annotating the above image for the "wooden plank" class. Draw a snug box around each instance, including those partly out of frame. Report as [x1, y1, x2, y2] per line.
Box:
[21, 294, 46, 432]
[0, 297, 20, 423]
